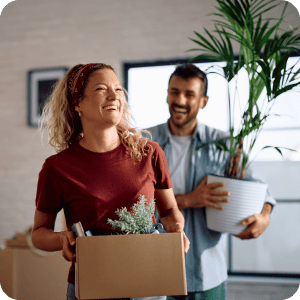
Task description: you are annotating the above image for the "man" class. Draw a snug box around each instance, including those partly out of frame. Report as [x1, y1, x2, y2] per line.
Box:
[147, 64, 275, 299]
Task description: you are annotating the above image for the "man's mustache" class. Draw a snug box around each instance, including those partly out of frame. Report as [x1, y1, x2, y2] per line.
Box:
[172, 104, 189, 110]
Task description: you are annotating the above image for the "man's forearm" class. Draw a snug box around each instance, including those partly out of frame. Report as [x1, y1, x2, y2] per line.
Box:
[262, 202, 273, 216]
[175, 194, 190, 210]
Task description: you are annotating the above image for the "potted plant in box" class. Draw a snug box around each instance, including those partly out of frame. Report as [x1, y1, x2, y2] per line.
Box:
[187, 0, 300, 234]
[107, 195, 162, 234]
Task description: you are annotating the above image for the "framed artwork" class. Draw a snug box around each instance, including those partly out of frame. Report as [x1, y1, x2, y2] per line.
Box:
[27, 66, 69, 127]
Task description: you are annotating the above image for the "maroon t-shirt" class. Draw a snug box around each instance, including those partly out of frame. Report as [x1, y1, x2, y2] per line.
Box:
[35, 140, 172, 283]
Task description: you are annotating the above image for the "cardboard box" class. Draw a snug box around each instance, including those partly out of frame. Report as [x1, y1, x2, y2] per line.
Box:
[75, 233, 187, 299]
[0, 247, 13, 297]
[4, 232, 30, 249]
[0, 248, 70, 300]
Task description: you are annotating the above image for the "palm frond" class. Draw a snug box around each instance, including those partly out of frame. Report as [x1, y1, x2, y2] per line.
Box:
[189, 0, 300, 176]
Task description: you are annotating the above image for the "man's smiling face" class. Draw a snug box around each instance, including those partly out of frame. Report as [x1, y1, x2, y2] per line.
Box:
[167, 75, 207, 133]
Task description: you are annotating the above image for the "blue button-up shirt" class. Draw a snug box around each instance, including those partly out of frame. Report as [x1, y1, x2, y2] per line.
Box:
[147, 121, 276, 292]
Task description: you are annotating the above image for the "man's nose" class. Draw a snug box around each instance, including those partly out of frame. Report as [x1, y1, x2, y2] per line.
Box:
[175, 93, 187, 105]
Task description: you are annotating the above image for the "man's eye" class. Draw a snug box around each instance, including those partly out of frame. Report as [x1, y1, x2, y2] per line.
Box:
[116, 88, 123, 91]
[97, 87, 105, 90]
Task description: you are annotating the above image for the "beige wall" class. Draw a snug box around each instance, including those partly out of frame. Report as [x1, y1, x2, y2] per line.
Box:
[0, 0, 210, 244]
[0, 0, 299, 245]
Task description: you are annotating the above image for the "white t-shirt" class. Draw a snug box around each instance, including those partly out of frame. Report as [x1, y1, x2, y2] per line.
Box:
[168, 135, 192, 195]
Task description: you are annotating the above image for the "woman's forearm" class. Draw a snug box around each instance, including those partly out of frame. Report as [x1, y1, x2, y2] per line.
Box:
[31, 227, 63, 252]
[155, 188, 185, 232]
[160, 207, 185, 233]
[159, 206, 190, 255]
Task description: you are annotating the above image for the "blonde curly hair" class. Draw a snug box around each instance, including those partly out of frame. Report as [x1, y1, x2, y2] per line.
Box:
[40, 63, 152, 162]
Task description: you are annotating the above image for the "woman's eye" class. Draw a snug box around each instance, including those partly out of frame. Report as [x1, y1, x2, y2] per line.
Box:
[97, 87, 105, 91]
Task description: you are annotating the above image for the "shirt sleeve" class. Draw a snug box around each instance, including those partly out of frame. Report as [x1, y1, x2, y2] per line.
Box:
[244, 166, 276, 207]
[35, 159, 64, 214]
[152, 142, 173, 190]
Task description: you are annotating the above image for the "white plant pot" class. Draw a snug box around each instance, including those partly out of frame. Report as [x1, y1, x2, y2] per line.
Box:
[206, 174, 267, 235]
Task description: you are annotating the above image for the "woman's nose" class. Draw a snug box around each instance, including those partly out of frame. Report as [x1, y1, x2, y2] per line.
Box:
[107, 88, 118, 100]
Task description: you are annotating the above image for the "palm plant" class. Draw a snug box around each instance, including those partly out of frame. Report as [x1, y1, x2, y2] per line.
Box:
[189, 0, 300, 179]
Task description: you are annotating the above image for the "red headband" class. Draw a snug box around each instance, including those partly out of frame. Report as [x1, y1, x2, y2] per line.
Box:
[70, 63, 99, 105]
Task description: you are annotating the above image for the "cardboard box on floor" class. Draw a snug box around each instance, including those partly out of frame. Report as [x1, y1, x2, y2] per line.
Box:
[0, 247, 70, 300]
[75, 233, 187, 299]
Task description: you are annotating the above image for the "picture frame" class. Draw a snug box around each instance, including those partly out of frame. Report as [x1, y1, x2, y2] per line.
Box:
[27, 66, 69, 127]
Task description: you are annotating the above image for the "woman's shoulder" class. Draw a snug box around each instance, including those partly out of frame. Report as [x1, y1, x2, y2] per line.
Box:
[146, 139, 158, 147]
[146, 140, 161, 151]
[146, 140, 165, 158]
[44, 144, 76, 166]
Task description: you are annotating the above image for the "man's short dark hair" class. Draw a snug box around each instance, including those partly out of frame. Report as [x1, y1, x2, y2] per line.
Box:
[169, 64, 208, 96]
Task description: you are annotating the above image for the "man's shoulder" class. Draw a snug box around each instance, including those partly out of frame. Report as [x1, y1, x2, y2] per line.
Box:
[197, 123, 230, 143]
[146, 122, 167, 133]
[144, 122, 230, 143]
[145, 123, 168, 143]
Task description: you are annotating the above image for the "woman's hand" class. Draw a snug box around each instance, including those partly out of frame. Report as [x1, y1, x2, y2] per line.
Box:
[167, 222, 190, 255]
[32, 209, 77, 262]
[60, 230, 77, 262]
[181, 231, 190, 255]
[155, 188, 190, 255]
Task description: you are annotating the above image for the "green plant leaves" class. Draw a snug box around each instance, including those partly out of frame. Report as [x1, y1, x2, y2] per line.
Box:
[188, 0, 300, 176]
[261, 146, 296, 158]
[215, 140, 229, 152]
[107, 196, 155, 234]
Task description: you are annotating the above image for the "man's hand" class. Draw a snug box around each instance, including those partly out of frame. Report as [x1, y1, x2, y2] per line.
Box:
[60, 230, 76, 262]
[235, 203, 272, 240]
[176, 175, 230, 210]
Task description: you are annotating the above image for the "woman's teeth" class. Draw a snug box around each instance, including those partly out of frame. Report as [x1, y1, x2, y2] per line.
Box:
[104, 106, 117, 110]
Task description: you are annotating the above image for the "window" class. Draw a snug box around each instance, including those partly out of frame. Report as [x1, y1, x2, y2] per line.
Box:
[124, 58, 300, 280]
[124, 58, 300, 161]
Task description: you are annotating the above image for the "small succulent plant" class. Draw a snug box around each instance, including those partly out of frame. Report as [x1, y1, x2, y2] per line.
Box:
[107, 195, 155, 234]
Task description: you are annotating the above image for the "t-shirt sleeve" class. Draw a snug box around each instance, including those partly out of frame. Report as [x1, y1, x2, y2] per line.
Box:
[35, 159, 63, 214]
[152, 142, 173, 189]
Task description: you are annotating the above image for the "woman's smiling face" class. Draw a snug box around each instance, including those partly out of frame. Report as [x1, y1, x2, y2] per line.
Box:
[76, 69, 125, 129]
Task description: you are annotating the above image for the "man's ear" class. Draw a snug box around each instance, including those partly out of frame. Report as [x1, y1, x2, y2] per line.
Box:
[200, 96, 209, 109]
[166, 88, 169, 103]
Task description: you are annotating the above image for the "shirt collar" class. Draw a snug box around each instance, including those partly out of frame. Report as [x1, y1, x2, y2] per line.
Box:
[163, 119, 203, 144]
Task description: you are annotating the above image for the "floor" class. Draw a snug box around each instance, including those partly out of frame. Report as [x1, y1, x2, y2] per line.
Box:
[227, 281, 299, 300]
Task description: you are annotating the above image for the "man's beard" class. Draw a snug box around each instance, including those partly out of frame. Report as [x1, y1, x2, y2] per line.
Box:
[170, 111, 197, 129]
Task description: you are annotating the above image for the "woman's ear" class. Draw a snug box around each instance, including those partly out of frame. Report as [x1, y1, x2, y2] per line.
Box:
[74, 103, 81, 112]
[74, 105, 82, 117]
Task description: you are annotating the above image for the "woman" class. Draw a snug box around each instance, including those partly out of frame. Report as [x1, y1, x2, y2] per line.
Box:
[31, 63, 190, 300]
